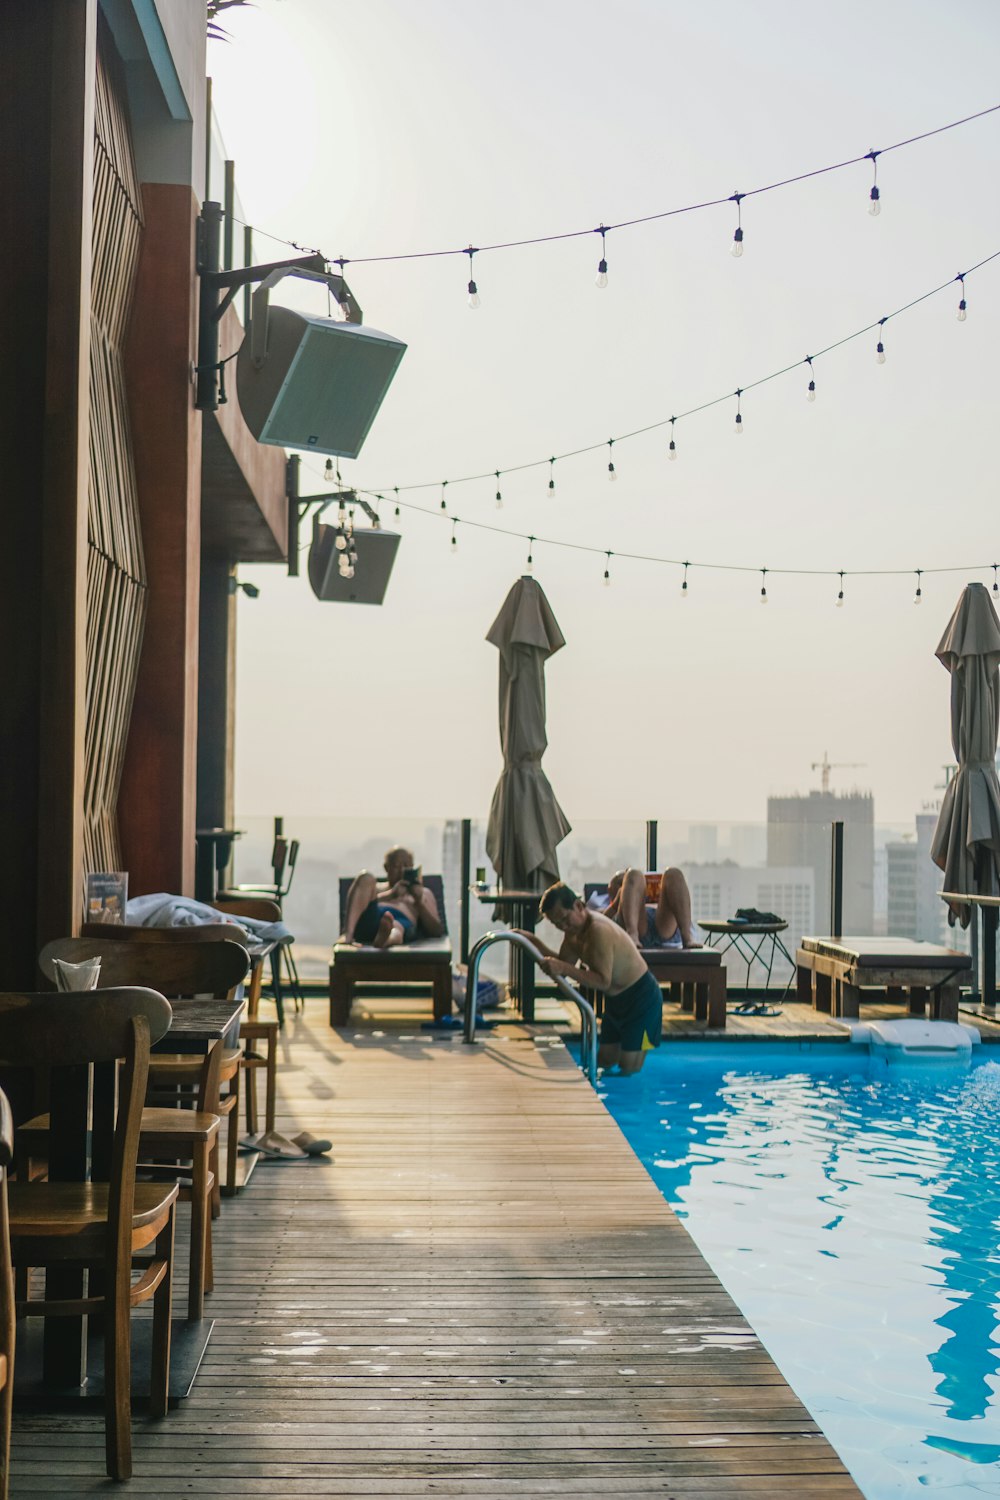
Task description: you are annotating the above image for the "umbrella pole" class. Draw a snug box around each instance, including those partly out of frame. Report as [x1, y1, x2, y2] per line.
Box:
[983, 905, 998, 1016]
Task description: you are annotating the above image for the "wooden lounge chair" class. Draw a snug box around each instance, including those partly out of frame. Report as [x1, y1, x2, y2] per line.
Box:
[796, 936, 972, 1020]
[330, 875, 453, 1026]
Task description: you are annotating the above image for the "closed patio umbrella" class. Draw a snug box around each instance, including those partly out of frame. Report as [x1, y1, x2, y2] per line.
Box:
[485, 576, 571, 890]
[930, 581, 1000, 929]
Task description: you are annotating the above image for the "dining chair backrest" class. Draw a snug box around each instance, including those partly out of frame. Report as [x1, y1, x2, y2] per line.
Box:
[38, 938, 250, 998]
[81, 921, 238, 944]
[212, 896, 281, 924]
[0, 990, 170, 1249]
[280, 840, 299, 899]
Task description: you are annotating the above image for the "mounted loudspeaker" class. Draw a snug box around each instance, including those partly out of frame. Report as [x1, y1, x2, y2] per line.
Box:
[308, 519, 401, 605]
[236, 307, 406, 458]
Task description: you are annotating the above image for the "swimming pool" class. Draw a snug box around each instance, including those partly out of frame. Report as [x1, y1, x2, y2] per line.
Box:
[594, 1041, 1000, 1500]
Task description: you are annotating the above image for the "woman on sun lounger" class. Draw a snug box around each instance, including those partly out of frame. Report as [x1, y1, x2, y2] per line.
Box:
[339, 846, 444, 949]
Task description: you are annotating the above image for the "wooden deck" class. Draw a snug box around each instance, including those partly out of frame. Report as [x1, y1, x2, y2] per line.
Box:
[10, 1001, 868, 1497]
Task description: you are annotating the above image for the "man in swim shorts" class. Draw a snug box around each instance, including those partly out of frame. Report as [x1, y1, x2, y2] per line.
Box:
[339, 846, 444, 949]
[590, 866, 701, 950]
[516, 881, 662, 1075]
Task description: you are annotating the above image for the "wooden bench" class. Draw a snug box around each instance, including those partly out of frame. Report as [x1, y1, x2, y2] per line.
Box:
[796, 936, 972, 1021]
[330, 875, 453, 1026]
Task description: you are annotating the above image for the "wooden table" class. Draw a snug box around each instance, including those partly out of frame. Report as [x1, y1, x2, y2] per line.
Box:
[474, 888, 541, 1021]
[796, 936, 972, 1021]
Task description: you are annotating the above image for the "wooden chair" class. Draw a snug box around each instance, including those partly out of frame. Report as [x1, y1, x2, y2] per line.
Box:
[2, 988, 176, 1480]
[330, 874, 453, 1025]
[219, 835, 303, 1010]
[34, 940, 249, 1317]
[0, 1089, 13, 1500]
[212, 898, 282, 1133]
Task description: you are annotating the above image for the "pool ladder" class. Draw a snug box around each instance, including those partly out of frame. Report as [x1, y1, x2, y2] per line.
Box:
[463, 931, 598, 1088]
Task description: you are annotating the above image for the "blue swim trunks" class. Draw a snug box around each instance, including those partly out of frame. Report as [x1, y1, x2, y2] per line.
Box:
[643, 906, 683, 949]
[600, 970, 662, 1053]
[354, 900, 415, 943]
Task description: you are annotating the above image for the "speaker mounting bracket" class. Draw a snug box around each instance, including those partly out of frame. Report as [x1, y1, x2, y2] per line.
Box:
[196, 199, 362, 412]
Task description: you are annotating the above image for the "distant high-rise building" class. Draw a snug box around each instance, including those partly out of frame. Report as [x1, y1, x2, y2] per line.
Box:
[767, 790, 874, 935]
[886, 840, 919, 938]
[689, 824, 719, 864]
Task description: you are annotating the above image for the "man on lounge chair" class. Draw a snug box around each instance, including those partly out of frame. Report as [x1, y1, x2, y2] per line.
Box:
[339, 846, 444, 949]
[591, 866, 702, 950]
[515, 881, 662, 1075]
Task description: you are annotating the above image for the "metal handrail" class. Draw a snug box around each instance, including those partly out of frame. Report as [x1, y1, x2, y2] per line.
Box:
[463, 931, 598, 1088]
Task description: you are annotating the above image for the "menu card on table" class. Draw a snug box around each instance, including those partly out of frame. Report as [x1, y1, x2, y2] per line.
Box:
[85, 871, 128, 924]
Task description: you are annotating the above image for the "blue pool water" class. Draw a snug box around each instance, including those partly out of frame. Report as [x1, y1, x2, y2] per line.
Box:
[593, 1042, 1000, 1499]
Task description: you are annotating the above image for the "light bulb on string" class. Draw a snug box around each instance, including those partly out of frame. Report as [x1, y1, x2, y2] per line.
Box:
[805, 356, 816, 401]
[734, 390, 744, 435]
[730, 192, 744, 256]
[526, 536, 535, 573]
[957, 274, 967, 320]
[760, 568, 768, 604]
[450, 519, 458, 556]
[836, 571, 844, 608]
[993, 565, 999, 599]
[465, 245, 480, 309]
[603, 551, 612, 586]
[668, 417, 677, 461]
[495, 471, 503, 509]
[393, 486, 400, 522]
[595, 224, 608, 288]
[548, 458, 556, 494]
[681, 562, 689, 600]
[440, 480, 448, 511]
[867, 150, 881, 215]
[324, 457, 335, 485]
[607, 439, 617, 481]
[914, 570, 923, 605]
[876, 319, 887, 363]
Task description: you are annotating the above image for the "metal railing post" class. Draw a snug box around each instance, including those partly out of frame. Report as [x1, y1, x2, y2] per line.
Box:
[460, 818, 471, 965]
[830, 820, 844, 938]
[646, 819, 658, 872]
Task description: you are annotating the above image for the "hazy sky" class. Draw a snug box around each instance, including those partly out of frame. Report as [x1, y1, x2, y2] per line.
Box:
[208, 0, 1000, 828]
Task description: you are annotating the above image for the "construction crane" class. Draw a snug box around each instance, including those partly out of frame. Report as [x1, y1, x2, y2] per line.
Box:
[812, 751, 866, 794]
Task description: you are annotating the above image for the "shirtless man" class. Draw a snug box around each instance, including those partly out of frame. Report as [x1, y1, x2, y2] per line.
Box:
[339, 846, 444, 949]
[518, 880, 662, 1075]
[595, 866, 701, 950]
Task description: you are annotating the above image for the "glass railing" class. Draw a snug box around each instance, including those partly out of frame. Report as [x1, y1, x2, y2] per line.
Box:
[230, 813, 966, 986]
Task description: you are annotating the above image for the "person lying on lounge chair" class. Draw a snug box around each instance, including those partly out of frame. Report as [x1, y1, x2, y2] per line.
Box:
[514, 881, 661, 1075]
[339, 846, 444, 949]
[589, 866, 702, 950]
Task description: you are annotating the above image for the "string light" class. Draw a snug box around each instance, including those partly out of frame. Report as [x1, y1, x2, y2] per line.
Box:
[607, 439, 617, 481]
[324, 457, 335, 484]
[466, 245, 480, 309]
[805, 356, 816, 401]
[734, 390, 744, 435]
[353, 250, 1000, 510]
[914, 569, 923, 604]
[993, 565, 999, 599]
[681, 562, 689, 599]
[234, 107, 999, 279]
[595, 225, 608, 288]
[495, 471, 503, 509]
[393, 486, 400, 521]
[867, 149, 881, 215]
[451, 519, 458, 554]
[603, 551, 612, 586]
[876, 318, 887, 362]
[526, 535, 535, 572]
[957, 273, 967, 320]
[760, 568, 768, 604]
[548, 458, 556, 494]
[730, 192, 744, 257]
[440, 480, 448, 511]
[837, 571, 845, 607]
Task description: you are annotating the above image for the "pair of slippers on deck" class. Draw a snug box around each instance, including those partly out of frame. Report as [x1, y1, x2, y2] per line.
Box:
[732, 1002, 783, 1017]
[239, 1130, 332, 1160]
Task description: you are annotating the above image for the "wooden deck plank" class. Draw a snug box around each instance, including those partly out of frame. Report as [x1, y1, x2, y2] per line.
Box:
[10, 1009, 862, 1498]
